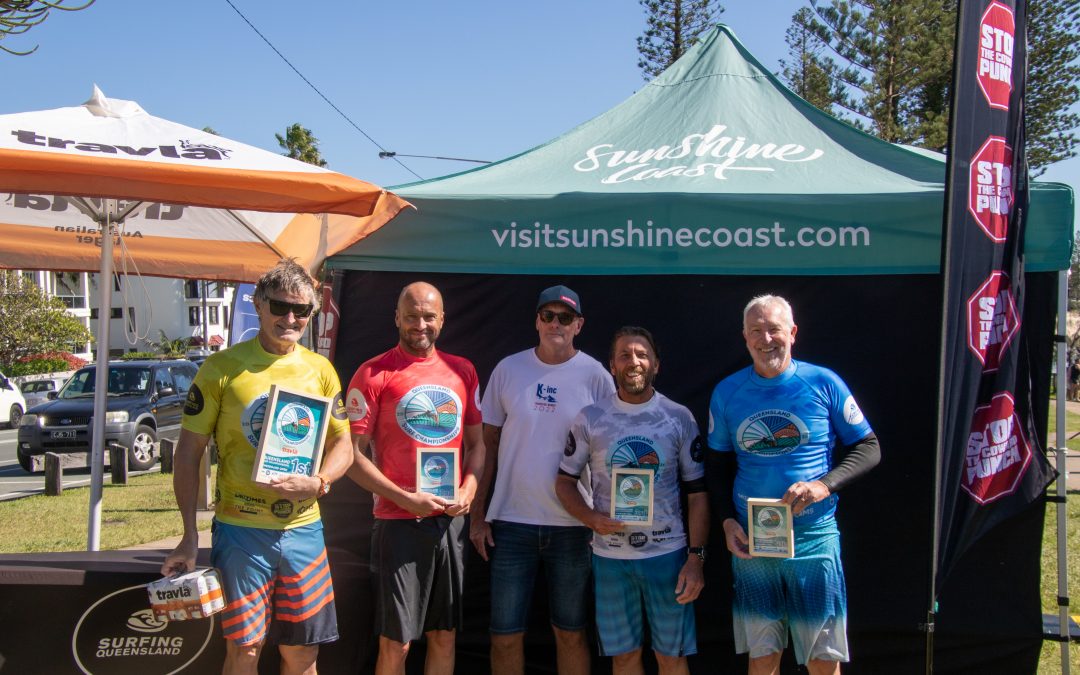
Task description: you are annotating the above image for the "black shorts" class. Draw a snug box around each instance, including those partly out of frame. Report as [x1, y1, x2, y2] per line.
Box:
[371, 515, 466, 643]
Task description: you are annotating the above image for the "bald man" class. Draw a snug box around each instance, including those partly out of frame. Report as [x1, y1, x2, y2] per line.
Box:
[346, 282, 485, 675]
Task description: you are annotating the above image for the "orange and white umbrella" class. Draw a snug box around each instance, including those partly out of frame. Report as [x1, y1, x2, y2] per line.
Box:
[0, 86, 410, 281]
[0, 87, 410, 550]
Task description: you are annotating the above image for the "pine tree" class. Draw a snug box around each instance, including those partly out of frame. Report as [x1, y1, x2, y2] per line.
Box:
[779, 8, 842, 114]
[636, 0, 723, 80]
[276, 123, 328, 167]
[1026, 0, 1080, 174]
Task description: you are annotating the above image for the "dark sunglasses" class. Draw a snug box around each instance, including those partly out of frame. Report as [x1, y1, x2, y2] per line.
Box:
[266, 298, 314, 318]
[538, 309, 577, 326]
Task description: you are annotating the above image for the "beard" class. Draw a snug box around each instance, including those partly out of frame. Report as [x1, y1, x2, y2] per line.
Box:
[617, 367, 655, 396]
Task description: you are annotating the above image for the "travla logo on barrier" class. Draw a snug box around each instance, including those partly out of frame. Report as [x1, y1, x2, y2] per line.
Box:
[966, 271, 1019, 371]
[977, 1, 1015, 110]
[964, 392, 1032, 504]
[968, 136, 1013, 242]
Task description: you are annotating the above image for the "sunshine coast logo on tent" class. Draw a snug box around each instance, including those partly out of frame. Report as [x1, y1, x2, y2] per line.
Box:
[966, 271, 1019, 371]
[395, 385, 462, 445]
[572, 124, 824, 184]
[964, 391, 1032, 504]
[9, 130, 233, 161]
[737, 410, 808, 456]
[606, 435, 662, 473]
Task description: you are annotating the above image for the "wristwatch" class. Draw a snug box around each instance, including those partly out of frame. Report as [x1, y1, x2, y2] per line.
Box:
[688, 546, 707, 562]
[316, 474, 331, 498]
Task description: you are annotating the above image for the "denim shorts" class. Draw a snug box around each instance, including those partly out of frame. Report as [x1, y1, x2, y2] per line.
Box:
[489, 520, 592, 634]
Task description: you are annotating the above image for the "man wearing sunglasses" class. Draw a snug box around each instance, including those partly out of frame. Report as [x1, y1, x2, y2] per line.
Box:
[163, 258, 354, 675]
[470, 285, 614, 675]
[345, 281, 485, 675]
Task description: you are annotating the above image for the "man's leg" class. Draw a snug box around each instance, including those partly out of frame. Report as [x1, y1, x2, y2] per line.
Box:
[807, 658, 841, 675]
[424, 629, 456, 675]
[223, 639, 263, 675]
[375, 636, 411, 675]
[544, 525, 593, 675]
[279, 644, 319, 675]
[552, 627, 590, 675]
[489, 521, 541, 675]
[747, 652, 782, 675]
[490, 633, 525, 675]
[653, 652, 689, 675]
[611, 648, 645, 675]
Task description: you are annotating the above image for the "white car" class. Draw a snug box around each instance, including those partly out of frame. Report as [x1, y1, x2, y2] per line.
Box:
[19, 377, 67, 410]
[0, 371, 27, 429]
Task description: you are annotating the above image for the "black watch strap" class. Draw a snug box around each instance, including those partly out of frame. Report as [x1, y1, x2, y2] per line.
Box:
[688, 546, 707, 562]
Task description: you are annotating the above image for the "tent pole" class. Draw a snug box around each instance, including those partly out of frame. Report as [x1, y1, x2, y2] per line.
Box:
[1054, 268, 1071, 674]
[86, 201, 116, 551]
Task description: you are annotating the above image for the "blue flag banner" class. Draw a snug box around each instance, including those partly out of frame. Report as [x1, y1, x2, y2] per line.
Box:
[229, 283, 259, 346]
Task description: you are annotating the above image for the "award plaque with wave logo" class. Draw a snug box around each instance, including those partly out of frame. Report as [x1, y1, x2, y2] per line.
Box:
[610, 467, 654, 526]
[747, 498, 794, 558]
[251, 385, 332, 484]
[416, 447, 459, 502]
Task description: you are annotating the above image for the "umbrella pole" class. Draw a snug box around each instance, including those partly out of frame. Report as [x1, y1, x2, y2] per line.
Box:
[86, 203, 116, 551]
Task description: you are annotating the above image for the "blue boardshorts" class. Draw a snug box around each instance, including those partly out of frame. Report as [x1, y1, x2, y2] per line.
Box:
[593, 548, 697, 657]
[211, 519, 337, 646]
[731, 522, 848, 664]
[489, 520, 592, 634]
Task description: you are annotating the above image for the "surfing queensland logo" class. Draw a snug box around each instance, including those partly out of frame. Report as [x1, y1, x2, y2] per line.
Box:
[241, 393, 270, 447]
[275, 403, 314, 444]
[607, 435, 662, 472]
[396, 385, 463, 445]
[737, 409, 809, 456]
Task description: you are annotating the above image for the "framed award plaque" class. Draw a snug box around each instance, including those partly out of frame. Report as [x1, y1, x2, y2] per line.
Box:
[610, 467, 654, 526]
[251, 385, 332, 484]
[747, 498, 795, 558]
[416, 447, 459, 502]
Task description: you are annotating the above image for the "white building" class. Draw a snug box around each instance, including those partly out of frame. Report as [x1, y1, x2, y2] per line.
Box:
[22, 271, 234, 360]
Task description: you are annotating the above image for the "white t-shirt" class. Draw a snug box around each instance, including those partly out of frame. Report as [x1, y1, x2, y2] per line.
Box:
[481, 348, 614, 526]
[561, 392, 704, 559]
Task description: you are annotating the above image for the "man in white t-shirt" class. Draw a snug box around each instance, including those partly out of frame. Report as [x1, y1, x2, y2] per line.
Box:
[471, 285, 615, 675]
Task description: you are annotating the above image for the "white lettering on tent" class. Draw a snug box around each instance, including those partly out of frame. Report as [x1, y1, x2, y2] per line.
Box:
[572, 125, 824, 183]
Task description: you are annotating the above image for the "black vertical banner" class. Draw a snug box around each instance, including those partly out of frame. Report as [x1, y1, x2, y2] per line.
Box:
[934, 0, 1054, 593]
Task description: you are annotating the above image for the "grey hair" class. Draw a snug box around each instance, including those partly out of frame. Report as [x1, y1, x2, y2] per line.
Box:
[254, 258, 320, 312]
[743, 294, 794, 328]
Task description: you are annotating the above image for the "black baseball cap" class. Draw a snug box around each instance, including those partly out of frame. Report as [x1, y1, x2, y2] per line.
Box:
[536, 285, 582, 315]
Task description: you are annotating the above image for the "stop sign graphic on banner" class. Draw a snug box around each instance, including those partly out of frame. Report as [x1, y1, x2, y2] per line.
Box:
[977, 0, 1015, 110]
[966, 271, 1019, 371]
[964, 392, 1032, 504]
[968, 136, 1014, 241]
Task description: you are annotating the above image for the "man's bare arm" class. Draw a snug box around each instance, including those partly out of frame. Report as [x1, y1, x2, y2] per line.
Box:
[160, 429, 210, 576]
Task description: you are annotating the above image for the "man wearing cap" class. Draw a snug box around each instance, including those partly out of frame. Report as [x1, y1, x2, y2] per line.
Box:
[470, 285, 614, 675]
[707, 295, 880, 675]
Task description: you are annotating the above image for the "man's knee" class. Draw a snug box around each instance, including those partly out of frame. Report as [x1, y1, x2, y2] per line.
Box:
[551, 626, 587, 650]
[279, 644, 319, 671]
[806, 658, 841, 675]
[653, 651, 688, 674]
[378, 636, 411, 665]
[611, 647, 643, 671]
[491, 632, 524, 653]
[747, 651, 782, 675]
[425, 629, 456, 654]
[224, 639, 264, 669]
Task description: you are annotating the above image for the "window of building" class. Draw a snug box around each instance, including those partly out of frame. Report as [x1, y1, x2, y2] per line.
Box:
[208, 306, 219, 325]
[188, 306, 201, 326]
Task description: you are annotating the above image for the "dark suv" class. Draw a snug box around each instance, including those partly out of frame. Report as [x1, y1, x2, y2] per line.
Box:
[17, 359, 199, 473]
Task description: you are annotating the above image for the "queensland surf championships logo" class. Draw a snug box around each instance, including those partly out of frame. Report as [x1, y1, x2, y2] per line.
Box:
[395, 385, 463, 445]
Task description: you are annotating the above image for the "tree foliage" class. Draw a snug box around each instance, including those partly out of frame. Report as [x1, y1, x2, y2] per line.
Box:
[276, 123, 327, 167]
[0, 271, 92, 369]
[144, 330, 190, 358]
[782, 0, 1079, 170]
[0, 0, 95, 56]
[636, 0, 723, 80]
[1027, 0, 1080, 174]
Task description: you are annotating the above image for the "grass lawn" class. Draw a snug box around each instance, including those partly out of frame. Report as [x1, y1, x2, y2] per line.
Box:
[0, 469, 213, 554]
[1039, 403, 1080, 673]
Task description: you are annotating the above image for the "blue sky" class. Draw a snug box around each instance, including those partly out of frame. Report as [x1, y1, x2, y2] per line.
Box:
[2, 0, 1076, 223]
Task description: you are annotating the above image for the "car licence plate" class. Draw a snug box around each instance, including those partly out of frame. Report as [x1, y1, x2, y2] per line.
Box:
[50, 430, 77, 439]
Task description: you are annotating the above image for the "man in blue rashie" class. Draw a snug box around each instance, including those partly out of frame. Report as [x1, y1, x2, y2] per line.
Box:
[707, 295, 880, 675]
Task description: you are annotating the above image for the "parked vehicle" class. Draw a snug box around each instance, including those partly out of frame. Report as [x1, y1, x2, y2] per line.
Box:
[16, 359, 198, 473]
[0, 370, 27, 429]
[19, 376, 68, 410]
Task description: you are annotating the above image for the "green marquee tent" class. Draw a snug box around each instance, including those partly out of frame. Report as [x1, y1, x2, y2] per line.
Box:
[330, 25, 1073, 277]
